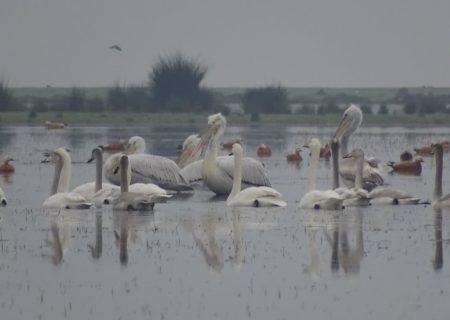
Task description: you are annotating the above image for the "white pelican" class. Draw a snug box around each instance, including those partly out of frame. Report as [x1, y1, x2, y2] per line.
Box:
[43, 148, 92, 209]
[0, 187, 7, 206]
[332, 142, 370, 207]
[71, 147, 120, 204]
[227, 143, 286, 207]
[299, 138, 344, 210]
[333, 104, 384, 191]
[178, 113, 271, 195]
[103, 136, 192, 192]
[432, 142, 450, 208]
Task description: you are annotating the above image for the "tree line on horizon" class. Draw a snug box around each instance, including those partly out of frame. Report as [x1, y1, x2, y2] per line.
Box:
[1, 53, 450, 117]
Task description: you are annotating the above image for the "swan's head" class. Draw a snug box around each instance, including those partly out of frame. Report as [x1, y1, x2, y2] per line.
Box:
[52, 147, 71, 164]
[344, 148, 365, 160]
[334, 104, 363, 140]
[207, 113, 226, 141]
[304, 138, 321, 152]
[231, 142, 244, 157]
[126, 136, 146, 154]
[87, 147, 103, 163]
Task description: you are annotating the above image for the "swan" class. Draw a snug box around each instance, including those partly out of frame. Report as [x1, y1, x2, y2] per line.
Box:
[332, 142, 371, 206]
[432, 142, 450, 208]
[299, 138, 344, 210]
[43, 148, 92, 209]
[0, 187, 7, 206]
[227, 143, 286, 207]
[103, 136, 192, 192]
[113, 155, 159, 211]
[178, 113, 271, 195]
[333, 104, 384, 191]
[71, 147, 120, 204]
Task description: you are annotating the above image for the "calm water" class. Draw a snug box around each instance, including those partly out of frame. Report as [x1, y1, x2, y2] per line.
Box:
[0, 124, 449, 320]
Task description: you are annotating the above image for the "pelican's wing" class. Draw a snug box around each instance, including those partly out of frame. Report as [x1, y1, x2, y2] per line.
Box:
[128, 154, 192, 191]
[218, 156, 271, 187]
[180, 159, 204, 183]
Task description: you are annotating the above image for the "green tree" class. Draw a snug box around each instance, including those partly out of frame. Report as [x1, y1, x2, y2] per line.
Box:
[107, 85, 127, 111]
[67, 87, 85, 111]
[148, 52, 212, 112]
[378, 103, 388, 114]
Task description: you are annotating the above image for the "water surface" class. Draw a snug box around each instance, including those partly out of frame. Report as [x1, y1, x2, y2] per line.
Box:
[0, 124, 449, 319]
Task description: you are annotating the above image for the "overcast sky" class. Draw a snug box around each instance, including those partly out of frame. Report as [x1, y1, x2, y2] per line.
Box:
[1, 0, 450, 87]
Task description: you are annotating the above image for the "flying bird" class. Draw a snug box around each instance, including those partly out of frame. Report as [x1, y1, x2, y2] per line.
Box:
[109, 45, 122, 51]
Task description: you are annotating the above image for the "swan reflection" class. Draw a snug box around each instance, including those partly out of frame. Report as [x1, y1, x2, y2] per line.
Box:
[433, 208, 443, 271]
[88, 210, 103, 259]
[43, 211, 72, 266]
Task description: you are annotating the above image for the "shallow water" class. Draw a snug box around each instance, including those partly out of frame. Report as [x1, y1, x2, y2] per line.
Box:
[0, 124, 449, 320]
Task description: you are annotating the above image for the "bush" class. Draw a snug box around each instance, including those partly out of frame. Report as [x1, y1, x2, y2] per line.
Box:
[148, 52, 213, 112]
[241, 85, 289, 114]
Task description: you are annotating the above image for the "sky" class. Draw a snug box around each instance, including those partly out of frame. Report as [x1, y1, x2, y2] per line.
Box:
[1, 0, 450, 88]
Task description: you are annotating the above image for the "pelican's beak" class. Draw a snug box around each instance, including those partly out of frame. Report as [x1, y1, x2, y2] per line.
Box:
[176, 129, 212, 167]
[124, 143, 133, 155]
[333, 114, 352, 140]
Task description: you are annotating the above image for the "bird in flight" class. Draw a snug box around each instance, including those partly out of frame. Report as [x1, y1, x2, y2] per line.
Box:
[109, 45, 122, 51]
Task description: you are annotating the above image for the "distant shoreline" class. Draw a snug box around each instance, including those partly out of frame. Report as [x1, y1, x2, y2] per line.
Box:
[1, 112, 449, 127]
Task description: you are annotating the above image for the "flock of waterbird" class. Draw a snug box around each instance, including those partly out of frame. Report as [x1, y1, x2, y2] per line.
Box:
[0, 104, 448, 211]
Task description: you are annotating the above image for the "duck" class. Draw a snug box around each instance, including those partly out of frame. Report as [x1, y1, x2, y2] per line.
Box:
[286, 148, 302, 162]
[102, 139, 127, 153]
[45, 121, 66, 129]
[414, 140, 450, 157]
[387, 157, 423, 176]
[0, 156, 14, 173]
[257, 144, 272, 157]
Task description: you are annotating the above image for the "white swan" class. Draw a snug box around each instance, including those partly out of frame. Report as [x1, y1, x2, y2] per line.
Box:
[432, 142, 450, 208]
[103, 136, 192, 192]
[227, 143, 286, 207]
[332, 142, 371, 206]
[333, 104, 384, 191]
[178, 113, 271, 195]
[299, 138, 344, 210]
[71, 147, 120, 203]
[113, 155, 170, 211]
[0, 187, 7, 206]
[43, 148, 92, 209]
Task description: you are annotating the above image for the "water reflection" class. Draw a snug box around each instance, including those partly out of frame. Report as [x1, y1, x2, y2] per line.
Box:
[112, 210, 154, 266]
[328, 209, 364, 275]
[88, 210, 103, 260]
[432, 208, 443, 271]
[44, 212, 71, 266]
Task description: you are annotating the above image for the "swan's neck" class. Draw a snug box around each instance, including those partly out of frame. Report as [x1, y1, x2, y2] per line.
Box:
[434, 147, 443, 200]
[308, 146, 320, 191]
[51, 156, 63, 195]
[58, 151, 72, 193]
[341, 135, 349, 157]
[331, 140, 340, 189]
[354, 155, 364, 190]
[95, 151, 103, 192]
[228, 151, 243, 203]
